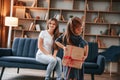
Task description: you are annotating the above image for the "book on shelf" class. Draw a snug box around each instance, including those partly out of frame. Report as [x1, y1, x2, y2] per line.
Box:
[31, 0, 37, 7]
[54, 14, 65, 21]
[44, 12, 48, 20]
[35, 24, 41, 31]
[61, 15, 65, 21]
[97, 39, 106, 48]
[81, 16, 85, 27]
[24, 35, 28, 38]
[29, 22, 35, 30]
[86, 3, 89, 10]
[25, 12, 32, 19]
[54, 14, 61, 21]
[110, 28, 117, 36]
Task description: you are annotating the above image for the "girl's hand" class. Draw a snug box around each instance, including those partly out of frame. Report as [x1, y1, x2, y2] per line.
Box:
[63, 46, 67, 51]
[81, 56, 87, 61]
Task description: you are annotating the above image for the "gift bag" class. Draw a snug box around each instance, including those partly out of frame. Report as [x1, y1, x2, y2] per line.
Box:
[62, 45, 84, 69]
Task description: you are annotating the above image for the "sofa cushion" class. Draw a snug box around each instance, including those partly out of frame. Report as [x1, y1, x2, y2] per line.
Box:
[84, 62, 99, 69]
[0, 56, 45, 65]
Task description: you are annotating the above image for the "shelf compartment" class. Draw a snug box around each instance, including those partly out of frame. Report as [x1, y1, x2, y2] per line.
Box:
[86, 12, 120, 24]
[12, 30, 24, 41]
[18, 19, 35, 30]
[87, 0, 111, 11]
[84, 35, 97, 42]
[112, 1, 120, 12]
[97, 37, 120, 48]
[73, 0, 85, 10]
[62, 10, 84, 21]
[110, 24, 120, 36]
[13, 7, 26, 18]
[37, 0, 49, 8]
[50, 0, 73, 9]
[86, 12, 98, 23]
[25, 8, 48, 20]
[85, 24, 109, 35]
[36, 20, 46, 30]
[100, 13, 120, 24]
[49, 9, 61, 20]
[24, 31, 39, 38]
[59, 22, 67, 33]
[14, 0, 35, 7]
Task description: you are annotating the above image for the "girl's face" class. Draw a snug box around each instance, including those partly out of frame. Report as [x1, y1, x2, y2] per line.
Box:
[74, 26, 83, 35]
[48, 20, 57, 31]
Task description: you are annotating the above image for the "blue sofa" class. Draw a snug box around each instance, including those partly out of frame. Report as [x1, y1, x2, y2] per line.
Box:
[99, 45, 120, 62]
[0, 38, 105, 80]
[84, 42, 105, 80]
[0, 38, 48, 80]
[99, 46, 120, 76]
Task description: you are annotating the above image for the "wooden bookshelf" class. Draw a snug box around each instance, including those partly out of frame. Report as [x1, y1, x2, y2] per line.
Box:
[12, 0, 120, 49]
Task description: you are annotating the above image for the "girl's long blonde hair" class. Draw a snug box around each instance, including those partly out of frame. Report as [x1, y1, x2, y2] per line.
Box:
[64, 17, 82, 45]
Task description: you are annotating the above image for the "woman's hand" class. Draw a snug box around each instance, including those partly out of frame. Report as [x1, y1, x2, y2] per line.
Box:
[52, 49, 58, 59]
[53, 55, 56, 59]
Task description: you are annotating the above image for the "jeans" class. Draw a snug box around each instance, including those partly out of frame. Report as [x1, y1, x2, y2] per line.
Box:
[36, 52, 62, 80]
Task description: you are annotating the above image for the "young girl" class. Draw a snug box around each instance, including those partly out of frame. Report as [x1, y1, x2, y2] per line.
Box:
[35, 18, 62, 80]
[55, 17, 88, 80]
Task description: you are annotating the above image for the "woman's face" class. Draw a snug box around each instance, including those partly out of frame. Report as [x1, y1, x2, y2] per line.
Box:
[74, 25, 83, 35]
[48, 20, 57, 31]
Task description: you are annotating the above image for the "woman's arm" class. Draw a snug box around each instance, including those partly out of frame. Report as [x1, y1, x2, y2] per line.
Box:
[38, 37, 50, 55]
[52, 49, 58, 58]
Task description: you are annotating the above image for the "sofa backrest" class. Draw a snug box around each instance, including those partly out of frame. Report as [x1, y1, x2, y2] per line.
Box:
[12, 38, 38, 58]
[100, 45, 120, 62]
[85, 42, 98, 62]
[56, 42, 98, 62]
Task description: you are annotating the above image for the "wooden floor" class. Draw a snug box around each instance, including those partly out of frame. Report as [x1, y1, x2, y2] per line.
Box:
[0, 68, 120, 80]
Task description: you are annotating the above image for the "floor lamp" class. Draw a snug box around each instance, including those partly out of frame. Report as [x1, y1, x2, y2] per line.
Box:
[5, 17, 18, 48]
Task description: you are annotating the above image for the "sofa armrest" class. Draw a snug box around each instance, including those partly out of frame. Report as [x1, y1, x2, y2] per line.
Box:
[96, 55, 105, 74]
[0, 48, 12, 57]
[97, 55, 105, 65]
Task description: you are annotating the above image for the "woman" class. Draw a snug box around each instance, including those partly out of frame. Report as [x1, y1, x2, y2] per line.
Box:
[36, 18, 62, 80]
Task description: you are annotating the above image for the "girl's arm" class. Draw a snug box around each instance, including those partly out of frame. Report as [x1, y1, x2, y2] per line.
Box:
[83, 45, 89, 60]
[55, 42, 64, 49]
[55, 34, 67, 52]
[38, 37, 50, 55]
[55, 41, 66, 51]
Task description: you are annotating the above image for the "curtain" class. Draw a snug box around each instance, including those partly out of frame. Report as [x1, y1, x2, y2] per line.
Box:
[0, 0, 4, 47]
